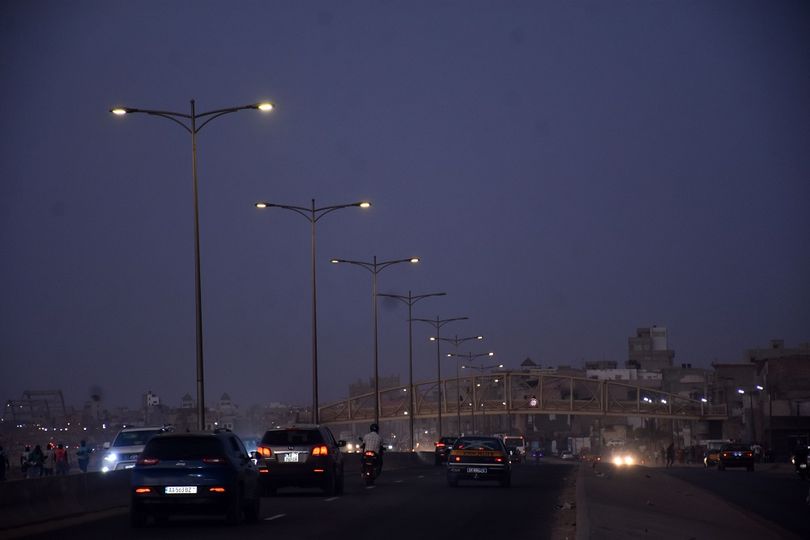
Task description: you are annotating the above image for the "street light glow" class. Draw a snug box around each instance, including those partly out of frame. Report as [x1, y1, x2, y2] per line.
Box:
[359, 201, 371, 208]
[756, 385, 764, 391]
[409, 257, 420, 263]
[330, 259, 340, 264]
[111, 108, 128, 115]
[255, 202, 268, 209]
[256, 102, 274, 111]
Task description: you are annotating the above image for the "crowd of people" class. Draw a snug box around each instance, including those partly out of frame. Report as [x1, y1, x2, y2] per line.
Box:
[0, 440, 93, 480]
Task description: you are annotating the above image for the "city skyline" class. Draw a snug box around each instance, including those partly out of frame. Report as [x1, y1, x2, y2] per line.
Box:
[2, 1, 808, 410]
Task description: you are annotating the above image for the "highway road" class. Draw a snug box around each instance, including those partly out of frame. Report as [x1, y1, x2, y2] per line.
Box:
[664, 465, 810, 539]
[17, 461, 575, 540]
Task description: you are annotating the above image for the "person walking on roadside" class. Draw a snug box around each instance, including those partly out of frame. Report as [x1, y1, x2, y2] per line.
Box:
[666, 442, 675, 468]
[43, 443, 55, 476]
[27, 444, 44, 478]
[76, 440, 91, 473]
[0, 445, 10, 481]
[54, 443, 69, 475]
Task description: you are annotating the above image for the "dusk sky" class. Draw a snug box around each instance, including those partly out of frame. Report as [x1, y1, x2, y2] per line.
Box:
[2, 0, 808, 410]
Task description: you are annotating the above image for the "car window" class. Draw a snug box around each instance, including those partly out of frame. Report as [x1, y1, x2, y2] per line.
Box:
[143, 437, 225, 459]
[323, 428, 337, 446]
[261, 429, 324, 446]
[721, 444, 750, 451]
[112, 429, 164, 447]
[454, 437, 502, 450]
[228, 436, 244, 456]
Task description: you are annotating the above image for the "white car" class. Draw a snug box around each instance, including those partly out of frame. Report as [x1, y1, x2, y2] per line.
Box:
[101, 425, 172, 472]
[560, 451, 575, 460]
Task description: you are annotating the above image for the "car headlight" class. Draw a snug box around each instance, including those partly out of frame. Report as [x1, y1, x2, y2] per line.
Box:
[347, 443, 353, 450]
[101, 466, 110, 473]
[624, 456, 634, 465]
[613, 456, 623, 466]
[104, 453, 118, 463]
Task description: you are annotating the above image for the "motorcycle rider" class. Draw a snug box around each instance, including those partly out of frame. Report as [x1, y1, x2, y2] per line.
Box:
[361, 423, 383, 472]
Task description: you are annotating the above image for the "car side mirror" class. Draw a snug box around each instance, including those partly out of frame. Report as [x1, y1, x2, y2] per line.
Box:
[337, 440, 346, 448]
[102, 442, 110, 450]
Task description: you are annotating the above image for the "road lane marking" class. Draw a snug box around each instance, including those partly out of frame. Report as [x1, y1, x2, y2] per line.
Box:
[394, 480, 404, 483]
[265, 513, 286, 521]
[325, 497, 339, 502]
[365, 485, 376, 490]
[418, 475, 425, 478]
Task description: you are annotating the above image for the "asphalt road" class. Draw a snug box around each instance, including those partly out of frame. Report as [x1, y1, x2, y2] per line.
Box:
[17, 461, 574, 540]
[664, 465, 810, 538]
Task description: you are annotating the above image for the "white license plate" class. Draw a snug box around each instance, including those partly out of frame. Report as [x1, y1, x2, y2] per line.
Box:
[800, 464, 807, 469]
[467, 467, 487, 474]
[283, 453, 299, 463]
[165, 486, 197, 494]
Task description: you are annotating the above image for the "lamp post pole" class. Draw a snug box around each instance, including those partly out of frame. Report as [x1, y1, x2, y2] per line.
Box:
[111, 99, 274, 430]
[255, 199, 371, 423]
[458, 355, 500, 435]
[331, 256, 420, 426]
[433, 335, 484, 436]
[377, 291, 446, 451]
[411, 317, 468, 438]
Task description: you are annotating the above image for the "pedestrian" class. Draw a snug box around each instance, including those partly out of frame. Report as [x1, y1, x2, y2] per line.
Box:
[0, 445, 10, 481]
[20, 445, 30, 478]
[666, 442, 675, 468]
[43, 443, 55, 476]
[27, 444, 44, 478]
[76, 440, 91, 473]
[54, 443, 69, 475]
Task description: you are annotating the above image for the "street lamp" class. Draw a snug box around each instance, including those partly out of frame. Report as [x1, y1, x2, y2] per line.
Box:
[110, 99, 274, 430]
[331, 256, 420, 425]
[255, 199, 371, 423]
[440, 343, 487, 435]
[376, 291, 446, 451]
[459, 354, 499, 434]
[737, 386, 763, 443]
[411, 316, 469, 437]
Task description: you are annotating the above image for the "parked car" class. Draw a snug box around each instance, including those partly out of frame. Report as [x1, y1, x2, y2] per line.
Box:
[718, 443, 754, 472]
[255, 425, 345, 495]
[103, 425, 173, 473]
[434, 437, 457, 465]
[129, 430, 261, 527]
[446, 436, 511, 487]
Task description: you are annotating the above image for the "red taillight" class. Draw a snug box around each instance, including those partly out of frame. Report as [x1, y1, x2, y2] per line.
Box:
[495, 457, 503, 463]
[202, 457, 226, 464]
[136, 457, 159, 466]
[313, 468, 325, 473]
[209, 487, 226, 493]
[454, 456, 461, 462]
[134, 487, 152, 494]
[257, 446, 273, 458]
[436, 442, 445, 448]
[721, 453, 730, 458]
[744, 452, 752, 457]
[364, 451, 376, 457]
[312, 445, 329, 456]
[259, 469, 269, 474]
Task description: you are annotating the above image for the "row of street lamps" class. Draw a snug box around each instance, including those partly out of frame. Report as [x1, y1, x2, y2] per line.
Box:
[109, 99, 500, 448]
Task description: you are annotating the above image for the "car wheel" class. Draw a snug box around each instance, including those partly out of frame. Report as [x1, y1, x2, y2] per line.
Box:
[226, 490, 243, 525]
[130, 504, 148, 528]
[244, 495, 260, 523]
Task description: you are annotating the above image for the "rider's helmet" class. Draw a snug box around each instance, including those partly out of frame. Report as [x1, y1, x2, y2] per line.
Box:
[369, 423, 379, 433]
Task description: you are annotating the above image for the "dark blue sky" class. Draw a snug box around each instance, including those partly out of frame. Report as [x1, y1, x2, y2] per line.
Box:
[2, 0, 808, 409]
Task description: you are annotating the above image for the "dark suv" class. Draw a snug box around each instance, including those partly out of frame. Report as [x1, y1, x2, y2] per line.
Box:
[256, 425, 345, 495]
[435, 436, 457, 465]
[130, 431, 261, 527]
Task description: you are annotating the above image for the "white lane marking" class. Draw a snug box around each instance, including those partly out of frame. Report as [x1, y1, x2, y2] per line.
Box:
[418, 475, 425, 478]
[394, 480, 404, 483]
[365, 485, 376, 490]
[325, 497, 339, 502]
[265, 513, 286, 521]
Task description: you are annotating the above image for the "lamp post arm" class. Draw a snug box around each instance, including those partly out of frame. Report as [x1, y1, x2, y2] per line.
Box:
[114, 109, 192, 133]
[195, 104, 265, 132]
[313, 202, 367, 222]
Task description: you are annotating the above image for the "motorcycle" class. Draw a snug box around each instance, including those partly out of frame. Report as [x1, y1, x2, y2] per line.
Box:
[361, 449, 383, 486]
[791, 446, 809, 480]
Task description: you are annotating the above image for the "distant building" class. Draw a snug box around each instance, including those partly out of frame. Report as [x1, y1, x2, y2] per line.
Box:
[627, 326, 675, 370]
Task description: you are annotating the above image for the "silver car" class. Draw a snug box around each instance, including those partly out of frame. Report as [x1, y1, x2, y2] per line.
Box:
[102, 426, 172, 472]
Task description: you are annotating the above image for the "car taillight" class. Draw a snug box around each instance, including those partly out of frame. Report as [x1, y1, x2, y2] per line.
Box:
[744, 452, 752, 457]
[134, 487, 152, 494]
[495, 457, 503, 463]
[209, 487, 226, 493]
[721, 452, 730, 458]
[364, 451, 376, 457]
[257, 446, 273, 458]
[312, 445, 329, 456]
[454, 456, 461, 462]
[136, 457, 159, 466]
[202, 457, 226, 464]
[436, 442, 445, 448]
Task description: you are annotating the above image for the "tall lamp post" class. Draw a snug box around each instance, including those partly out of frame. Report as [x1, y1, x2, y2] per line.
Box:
[110, 99, 274, 430]
[331, 256, 420, 426]
[737, 385, 764, 443]
[433, 335, 484, 436]
[255, 199, 371, 423]
[377, 291, 447, 451]
[411, 316, 468, 437]
[460, 356, 501, 434]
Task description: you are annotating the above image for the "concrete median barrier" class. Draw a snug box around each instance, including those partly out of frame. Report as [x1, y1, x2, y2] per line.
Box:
[0, 471, 131, 531]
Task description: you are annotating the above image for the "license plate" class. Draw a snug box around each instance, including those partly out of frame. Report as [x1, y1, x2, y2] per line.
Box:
[467, 467, 487, 474]
[165, 486, 197, 494]
[800, 464, 807, 469]
[283, 453, 299, 463]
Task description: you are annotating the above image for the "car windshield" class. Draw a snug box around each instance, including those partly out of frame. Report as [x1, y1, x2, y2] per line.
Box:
[439, 437, 456, 445]
[143, 437, 225, 460]
[721, 444, 750, 451]
[112, 429, 164, 447]
[454, 437, 502, 450]
[262, 429, 324, 446]
[504, 437, 523, 447]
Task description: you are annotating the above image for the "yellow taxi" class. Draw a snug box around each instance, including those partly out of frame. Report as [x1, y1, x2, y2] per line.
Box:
[446, 436, 511, 488]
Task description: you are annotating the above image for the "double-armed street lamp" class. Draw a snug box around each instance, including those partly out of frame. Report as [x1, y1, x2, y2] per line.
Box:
[434, 335, 484, 435]
[110, 99, 274, 430]
[376, 291, 447, 451]
[737, 385, 765, 443]
[254, 200, 371, 423]
[331, 256, 420, 426]
[411, 316, 469, 437]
